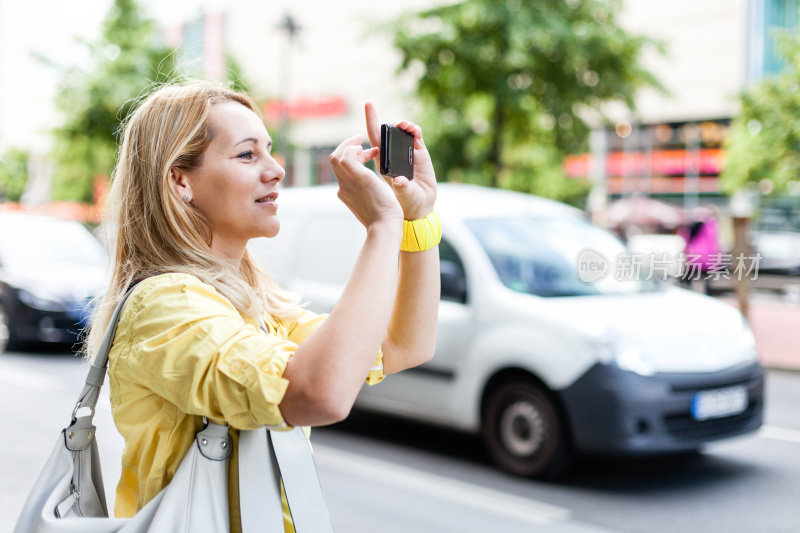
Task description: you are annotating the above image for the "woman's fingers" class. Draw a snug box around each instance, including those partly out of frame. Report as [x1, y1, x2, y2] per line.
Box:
[391, 175, 411, 192]
[330, 133, 364, 161]
[330, 135, 379, 170]
[395, 120, 426, 150]
[360, 146, 380, 164]
[365, 105, 429, 173]
[360, 105, 437, 219]
[391, 176, 430, 220]
[365, 102, 384, 175]
[365, 102, 381, 149]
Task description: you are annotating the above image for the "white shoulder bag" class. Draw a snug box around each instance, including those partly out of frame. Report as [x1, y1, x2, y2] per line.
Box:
[14, 287, 334, 532]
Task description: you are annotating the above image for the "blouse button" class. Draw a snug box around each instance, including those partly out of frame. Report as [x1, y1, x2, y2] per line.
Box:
[230, 360, 243, 374]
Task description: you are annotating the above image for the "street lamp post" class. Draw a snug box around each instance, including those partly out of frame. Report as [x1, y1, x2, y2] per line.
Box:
[683, 122, 701, 215]
[277, 13, 300, 184]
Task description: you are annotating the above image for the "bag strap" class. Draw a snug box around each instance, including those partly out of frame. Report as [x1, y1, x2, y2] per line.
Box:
[238, 428, 283, 529]
[239, 317, 334, 532]
[270, 429, 334, 532]
[71, 286, 138, 423]
[238, 428, 334, 533]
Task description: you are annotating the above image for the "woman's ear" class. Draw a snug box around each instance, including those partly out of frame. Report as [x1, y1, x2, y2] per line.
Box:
[170, 167, 193, 203]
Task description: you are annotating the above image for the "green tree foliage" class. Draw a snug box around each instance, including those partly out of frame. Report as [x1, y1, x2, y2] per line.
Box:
[392, 0, 660, 202]
[722, 32, 800, 195]
[0, 148, 30, 202]
[225, 53, 251, 95]
[50, 0, 182, 202]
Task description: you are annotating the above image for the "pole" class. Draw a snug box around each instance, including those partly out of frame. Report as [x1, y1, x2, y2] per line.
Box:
[683, 122, 701, 214]
[588, 128, 608, 227]
[732, 216, 751, 321]
[277, 13, 300, 185]
[730, 189, 755, 321]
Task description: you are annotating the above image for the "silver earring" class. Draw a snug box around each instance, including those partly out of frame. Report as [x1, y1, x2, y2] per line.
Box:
[182, 194, 189, 202]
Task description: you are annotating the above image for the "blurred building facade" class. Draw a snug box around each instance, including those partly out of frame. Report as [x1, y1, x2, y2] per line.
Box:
[159, 0, 431, 187]
[1, 0, 797, 201]
[160, 0, 798, 201]
[573, 0, 798, 212]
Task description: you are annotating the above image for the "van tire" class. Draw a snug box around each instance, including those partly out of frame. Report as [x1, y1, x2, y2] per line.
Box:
[482, 380, 569, 479]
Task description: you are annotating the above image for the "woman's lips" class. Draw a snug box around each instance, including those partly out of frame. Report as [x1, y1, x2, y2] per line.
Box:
[256, 192, 278, 204]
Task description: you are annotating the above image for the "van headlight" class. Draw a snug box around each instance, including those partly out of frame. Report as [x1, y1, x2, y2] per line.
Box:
[591, 328, 656, 376]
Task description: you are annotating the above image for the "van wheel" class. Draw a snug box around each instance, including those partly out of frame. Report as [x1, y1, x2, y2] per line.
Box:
[482, 380, 569, 479]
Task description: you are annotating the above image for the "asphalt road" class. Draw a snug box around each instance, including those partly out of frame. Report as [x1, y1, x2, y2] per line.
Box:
[2, 350, 799, 533]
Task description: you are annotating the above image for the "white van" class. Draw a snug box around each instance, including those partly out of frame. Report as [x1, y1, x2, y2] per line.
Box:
[249, 184, 764, 478]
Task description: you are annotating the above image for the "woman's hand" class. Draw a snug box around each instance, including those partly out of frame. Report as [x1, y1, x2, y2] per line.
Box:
[329, 134, 403, 229]
[365, 103, 438, 220]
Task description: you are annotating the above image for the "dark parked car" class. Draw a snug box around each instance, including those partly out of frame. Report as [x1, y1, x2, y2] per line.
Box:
[0, 212, 107, 352]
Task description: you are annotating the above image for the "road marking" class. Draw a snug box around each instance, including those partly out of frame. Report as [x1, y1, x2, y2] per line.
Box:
[759, 425, 800, 444]
[0, 362, 65, 391]
[313, 444, 571, 526]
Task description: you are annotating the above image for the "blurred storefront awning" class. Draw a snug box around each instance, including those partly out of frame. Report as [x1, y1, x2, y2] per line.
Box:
[606, 195, 684, 232]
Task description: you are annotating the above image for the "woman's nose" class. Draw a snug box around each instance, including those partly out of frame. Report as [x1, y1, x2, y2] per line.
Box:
[262, 155, 285, 183]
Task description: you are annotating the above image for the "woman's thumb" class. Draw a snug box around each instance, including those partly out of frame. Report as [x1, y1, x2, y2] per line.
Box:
[392, 176, 411, 195]
[392, 176, 409, 188]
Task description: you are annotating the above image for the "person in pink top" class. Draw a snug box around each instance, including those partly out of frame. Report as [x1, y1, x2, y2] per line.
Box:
[678, 207, 724, 294]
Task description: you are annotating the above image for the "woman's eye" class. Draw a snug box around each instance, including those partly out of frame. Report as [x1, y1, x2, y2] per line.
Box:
[236, 151, 254, 160]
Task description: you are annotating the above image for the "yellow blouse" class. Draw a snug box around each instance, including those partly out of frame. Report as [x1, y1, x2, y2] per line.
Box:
[107, 273, 384, 531]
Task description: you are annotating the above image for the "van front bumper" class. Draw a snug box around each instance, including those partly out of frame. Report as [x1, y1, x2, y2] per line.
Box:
[558, 361, 764, 454]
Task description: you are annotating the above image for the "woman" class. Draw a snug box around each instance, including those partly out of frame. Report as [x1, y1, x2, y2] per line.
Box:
[679, 206, 723, 294]
[84, 80, 440, 531]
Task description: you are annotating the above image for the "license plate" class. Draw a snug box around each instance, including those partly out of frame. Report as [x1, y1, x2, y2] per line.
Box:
[691, 386, 748, 420]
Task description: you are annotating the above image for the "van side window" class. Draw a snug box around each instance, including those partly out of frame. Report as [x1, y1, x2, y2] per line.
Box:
[439, 238, 467, 303]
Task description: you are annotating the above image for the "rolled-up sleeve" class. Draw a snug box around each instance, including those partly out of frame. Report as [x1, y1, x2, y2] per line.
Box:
[365, 351, 385, 385]
[285, 309, 385, 385]
[114, 274, 295, 430]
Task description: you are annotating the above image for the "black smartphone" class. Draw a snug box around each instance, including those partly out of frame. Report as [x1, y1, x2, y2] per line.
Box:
[380, 124, 414, 180]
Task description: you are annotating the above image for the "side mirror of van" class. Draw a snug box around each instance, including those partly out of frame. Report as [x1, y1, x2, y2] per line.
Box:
[440, 259, 467, 303]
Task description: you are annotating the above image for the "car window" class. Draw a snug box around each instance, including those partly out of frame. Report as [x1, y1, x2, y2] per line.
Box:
[466, 216, 654, 297]
[439, 238, 467, 303]
[0, 217, 107, 269]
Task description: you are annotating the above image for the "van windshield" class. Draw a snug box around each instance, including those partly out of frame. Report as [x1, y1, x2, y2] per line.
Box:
[466, 216, 654, 297]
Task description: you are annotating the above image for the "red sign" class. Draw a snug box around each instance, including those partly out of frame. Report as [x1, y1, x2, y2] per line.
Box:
[564, 149, 726, 178]
[263, 96, 347, 122]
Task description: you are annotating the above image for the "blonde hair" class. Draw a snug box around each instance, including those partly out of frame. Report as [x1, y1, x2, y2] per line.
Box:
[84, 80, 302, 359]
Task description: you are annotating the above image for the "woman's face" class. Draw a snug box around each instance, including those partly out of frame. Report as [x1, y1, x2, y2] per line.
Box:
[178, 101, 285, 258]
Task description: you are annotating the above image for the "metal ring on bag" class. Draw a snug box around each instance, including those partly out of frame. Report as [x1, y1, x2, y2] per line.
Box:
[70, 402, 95, 423]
